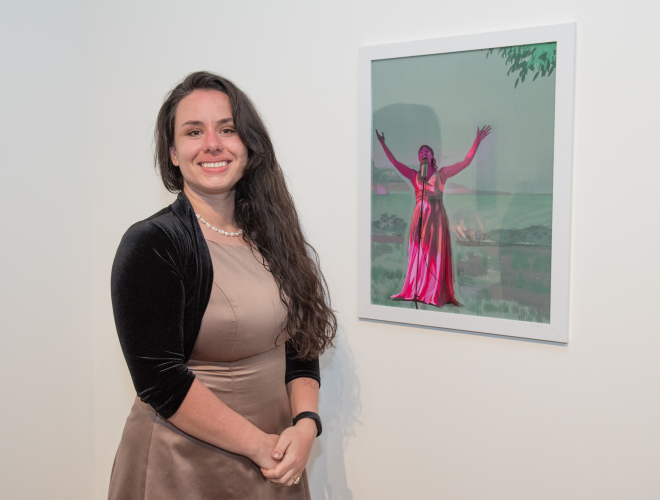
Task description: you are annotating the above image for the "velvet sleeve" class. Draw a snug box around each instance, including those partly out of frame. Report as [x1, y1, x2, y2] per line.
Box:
[111, 221, 195, 419]
[285, 341, 321, 387]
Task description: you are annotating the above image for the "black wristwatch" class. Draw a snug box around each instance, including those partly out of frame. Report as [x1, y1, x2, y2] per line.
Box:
[292, 411, 322, 437]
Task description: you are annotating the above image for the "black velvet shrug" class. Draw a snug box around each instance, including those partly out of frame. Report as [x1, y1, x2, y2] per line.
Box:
[111, 192, 320, 419]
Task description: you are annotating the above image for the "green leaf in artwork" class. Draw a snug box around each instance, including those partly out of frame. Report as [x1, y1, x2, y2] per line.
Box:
[515, 77, 519, 88]
[487, 42, 557, 88]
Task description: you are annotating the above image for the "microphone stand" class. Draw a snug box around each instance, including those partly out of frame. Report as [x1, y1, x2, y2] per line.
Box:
[414, 159, 428, 310]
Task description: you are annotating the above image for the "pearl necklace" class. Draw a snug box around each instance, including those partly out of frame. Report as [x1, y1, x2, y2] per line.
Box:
[196, 213, 243, 237]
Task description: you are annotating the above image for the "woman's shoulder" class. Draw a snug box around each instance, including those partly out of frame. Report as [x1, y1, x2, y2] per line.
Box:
[112, 194, 204, 278]
[121, 206, 177, 246]
[112, 206, 189, 278]
[116, 202, 197, 264]
[123, 193, 195, 239]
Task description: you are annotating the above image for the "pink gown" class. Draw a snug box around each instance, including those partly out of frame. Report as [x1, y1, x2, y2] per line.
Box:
[390, 169, 460, 307]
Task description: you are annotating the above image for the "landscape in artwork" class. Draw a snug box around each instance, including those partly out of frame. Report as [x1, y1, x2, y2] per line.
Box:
[371, 43, 556, 323]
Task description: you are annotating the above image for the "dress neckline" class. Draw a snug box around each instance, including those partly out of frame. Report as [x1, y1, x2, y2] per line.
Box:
[205, 238, 251, 248]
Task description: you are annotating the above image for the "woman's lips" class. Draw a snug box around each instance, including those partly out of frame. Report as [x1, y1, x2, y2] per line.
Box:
[199, 160, 230, 173]
[200, 161, 229, 168]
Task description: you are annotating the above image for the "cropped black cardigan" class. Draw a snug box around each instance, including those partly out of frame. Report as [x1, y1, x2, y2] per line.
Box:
[111, 192, 320, 419]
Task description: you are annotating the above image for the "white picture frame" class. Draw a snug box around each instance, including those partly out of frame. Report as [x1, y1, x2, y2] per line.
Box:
[358, 23, 576, 343]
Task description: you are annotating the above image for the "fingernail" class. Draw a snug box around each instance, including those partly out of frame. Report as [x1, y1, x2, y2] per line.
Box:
[274, 453, 280, 459]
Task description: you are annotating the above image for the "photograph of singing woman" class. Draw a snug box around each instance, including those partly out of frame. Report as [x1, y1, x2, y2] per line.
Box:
[375, 125, 491, 308]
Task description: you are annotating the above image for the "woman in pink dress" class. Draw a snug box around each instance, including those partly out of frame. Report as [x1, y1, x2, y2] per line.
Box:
[375, 126, 491, 308]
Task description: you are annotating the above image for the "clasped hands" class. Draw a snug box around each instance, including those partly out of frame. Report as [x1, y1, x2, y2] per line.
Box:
[254, 418, 317, 487]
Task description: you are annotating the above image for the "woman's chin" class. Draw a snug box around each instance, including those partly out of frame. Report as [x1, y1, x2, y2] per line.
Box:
[183, 181, 238, 198]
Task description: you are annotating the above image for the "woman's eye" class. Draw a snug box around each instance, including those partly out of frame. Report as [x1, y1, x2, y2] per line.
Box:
[188, 130, 201, 136]
[221, 128, 235, 134]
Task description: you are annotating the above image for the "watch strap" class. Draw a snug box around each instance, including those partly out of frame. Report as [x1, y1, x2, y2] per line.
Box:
[292, 411, 322, 437]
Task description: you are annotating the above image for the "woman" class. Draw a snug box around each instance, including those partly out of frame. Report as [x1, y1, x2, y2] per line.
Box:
[375, 126, 491, 308]
[109, 71, 336, 499]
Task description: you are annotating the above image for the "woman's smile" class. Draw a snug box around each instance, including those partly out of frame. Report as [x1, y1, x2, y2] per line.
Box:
[170, 89, 248, 196]
[200, 161, 230, 168]
[199, 160, 231, 174]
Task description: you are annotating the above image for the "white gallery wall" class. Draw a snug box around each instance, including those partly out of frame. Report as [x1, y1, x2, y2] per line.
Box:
[2, 0, 659, 499]
[0, 1, 94, 499]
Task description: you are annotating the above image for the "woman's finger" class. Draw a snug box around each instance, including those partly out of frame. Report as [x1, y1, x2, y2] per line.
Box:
[290, 472, 303, 487]
[265, 466, 297, 486]
[271, 468, 294, 487]
[261, 452, 297, 480]
[275, 468, 302, 487]
[261, 462, 290, 480]
[271, 433, 292, 461]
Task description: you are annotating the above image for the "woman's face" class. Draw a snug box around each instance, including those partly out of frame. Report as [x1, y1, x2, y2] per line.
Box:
[170, 89, 248, 196]
[418, 146, 434, 165]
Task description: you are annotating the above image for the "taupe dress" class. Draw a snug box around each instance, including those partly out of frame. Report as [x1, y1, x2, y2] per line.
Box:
[108, 238, 311, 500]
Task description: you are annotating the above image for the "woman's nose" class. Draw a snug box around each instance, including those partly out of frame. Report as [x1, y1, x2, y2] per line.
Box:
[204, 132, 224, 153]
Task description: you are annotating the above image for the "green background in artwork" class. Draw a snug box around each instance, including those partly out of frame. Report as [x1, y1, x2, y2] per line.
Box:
[372, 46, 556, 194]
[370, 44, 557, 323]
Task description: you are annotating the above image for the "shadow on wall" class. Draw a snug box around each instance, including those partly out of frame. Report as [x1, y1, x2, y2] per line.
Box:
[307, 328, 361, 499]
[372, 103, 442, 167]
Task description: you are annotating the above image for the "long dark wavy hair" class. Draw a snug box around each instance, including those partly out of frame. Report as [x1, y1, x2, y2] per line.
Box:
[155, 71, 336, 359]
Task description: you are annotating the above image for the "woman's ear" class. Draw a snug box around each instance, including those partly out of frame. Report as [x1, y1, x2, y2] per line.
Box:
[170, 146, 179, 167]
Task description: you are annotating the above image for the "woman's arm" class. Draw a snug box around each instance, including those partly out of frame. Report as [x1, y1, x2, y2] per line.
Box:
[112, 222, 278, 469]
[261, 377, 319, 486]
[375, 129, 417, 181]
[170, 346, 322, 469]
[437, 125, 491, 184]
[169, 379, 279, 468]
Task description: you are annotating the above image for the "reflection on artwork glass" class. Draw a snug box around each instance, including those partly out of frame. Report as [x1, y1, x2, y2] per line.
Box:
[371, 43, 556, 323]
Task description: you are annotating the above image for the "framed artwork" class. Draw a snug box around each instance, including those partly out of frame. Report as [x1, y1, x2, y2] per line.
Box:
[358, 23, 575, 343]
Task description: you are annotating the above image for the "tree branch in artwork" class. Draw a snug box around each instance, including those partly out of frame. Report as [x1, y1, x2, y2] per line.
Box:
[486, 43, 557, 88]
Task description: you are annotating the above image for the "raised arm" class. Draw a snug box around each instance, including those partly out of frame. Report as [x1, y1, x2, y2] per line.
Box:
[375, 129, 417, 182]
[438, 126, 491, 183]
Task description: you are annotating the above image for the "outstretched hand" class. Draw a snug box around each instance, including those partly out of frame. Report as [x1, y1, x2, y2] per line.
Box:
[476, 125, 491, 143]
[375, 129, 386, 143]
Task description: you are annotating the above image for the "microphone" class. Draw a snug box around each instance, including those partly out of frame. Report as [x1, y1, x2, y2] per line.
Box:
[421, 158, 428, 181]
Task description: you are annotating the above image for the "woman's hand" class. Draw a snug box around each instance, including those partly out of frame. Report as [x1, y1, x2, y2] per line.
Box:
[441, 125, 491, 180]
[375, 129, 386, 144]
[249, 433, 281, 470]
[260, 419, 317, 487]
[476, 125, 491, 144]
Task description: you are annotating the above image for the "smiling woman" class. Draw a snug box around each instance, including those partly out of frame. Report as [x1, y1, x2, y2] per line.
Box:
[108, 72, 336, 500]
[171, 91, 248, 201]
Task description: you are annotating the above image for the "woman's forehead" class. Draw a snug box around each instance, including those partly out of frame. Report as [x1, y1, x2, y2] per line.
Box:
[176, 90, 232, 125]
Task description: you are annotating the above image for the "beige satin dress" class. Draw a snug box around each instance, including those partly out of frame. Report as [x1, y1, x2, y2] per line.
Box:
[108, 239, 311, 500]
